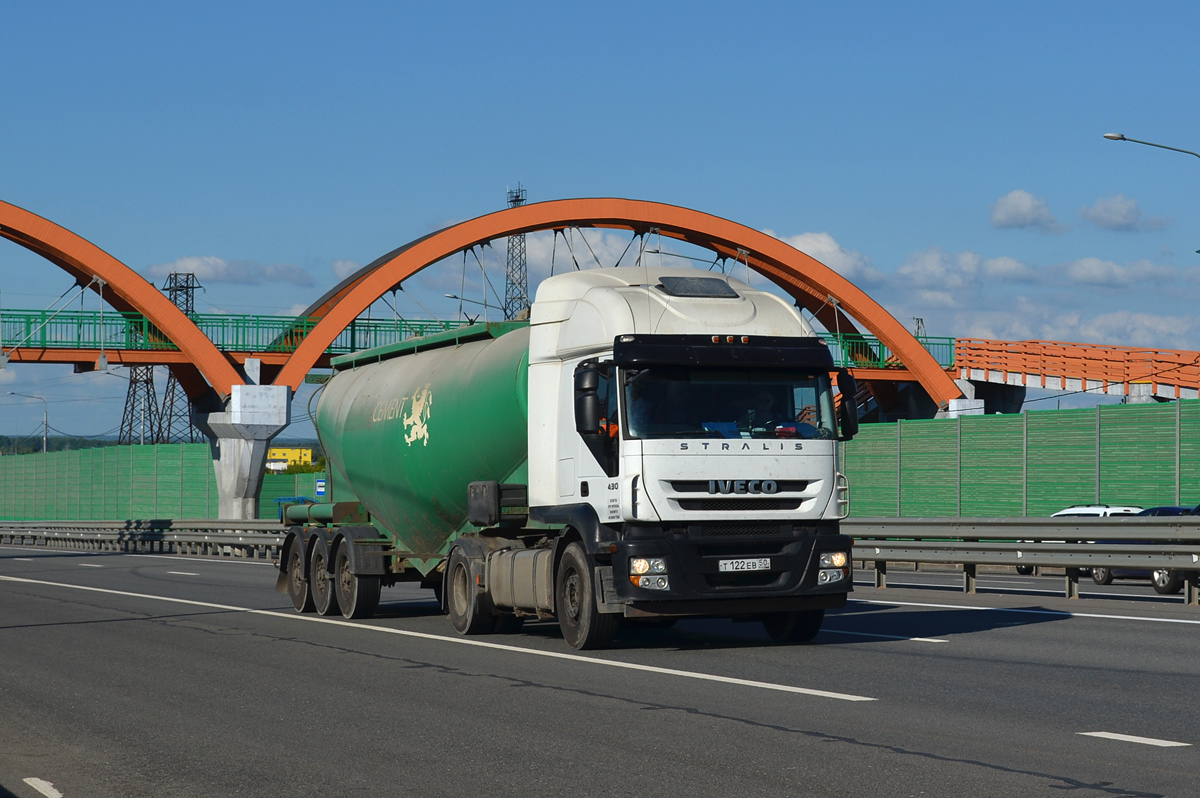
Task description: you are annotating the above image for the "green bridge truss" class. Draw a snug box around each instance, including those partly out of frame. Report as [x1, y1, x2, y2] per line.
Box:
[0, 308, 955, 369]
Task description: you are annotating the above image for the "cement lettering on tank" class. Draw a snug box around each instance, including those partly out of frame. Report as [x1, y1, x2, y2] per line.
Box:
[404, 384, 433, 446]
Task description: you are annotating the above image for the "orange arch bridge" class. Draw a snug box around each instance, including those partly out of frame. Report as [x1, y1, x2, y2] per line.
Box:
[0, 200, 242, 399]
[275, 197, 962, 408]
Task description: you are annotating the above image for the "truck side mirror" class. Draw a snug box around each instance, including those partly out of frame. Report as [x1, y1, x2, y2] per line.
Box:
[574, 363, 602, 435]
[836, 369, 859, 441]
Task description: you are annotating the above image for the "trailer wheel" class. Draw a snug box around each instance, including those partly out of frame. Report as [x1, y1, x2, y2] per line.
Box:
[762, 609, 824, 644]
[310, 542, 337, 616]
[334, 546, 380, 619]
[447, 547, 496, 634]
[286, 543, 315, 613]
[556, 543, 617, 650]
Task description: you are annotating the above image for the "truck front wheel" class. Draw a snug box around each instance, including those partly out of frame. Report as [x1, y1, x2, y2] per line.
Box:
[762, 609, 825, 643]
[556, 543, 617, 650]
[447, 547, 496, 635]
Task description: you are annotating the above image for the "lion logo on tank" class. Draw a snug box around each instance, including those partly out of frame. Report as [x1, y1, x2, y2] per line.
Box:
[403, 384, 432, 446]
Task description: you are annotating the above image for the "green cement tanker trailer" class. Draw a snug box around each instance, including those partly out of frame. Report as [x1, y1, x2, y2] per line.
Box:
[278, 266, 859, 649]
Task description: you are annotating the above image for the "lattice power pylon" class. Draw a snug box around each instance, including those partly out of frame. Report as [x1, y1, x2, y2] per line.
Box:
[158, 273, 204, 443]
[118, 366, 160, 445]
[503, 186, 528, 320]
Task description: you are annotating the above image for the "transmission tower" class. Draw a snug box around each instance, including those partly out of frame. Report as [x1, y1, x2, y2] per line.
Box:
[159, 273, 204, 443]
[118, 367, 160, 445]
[503, 185, 528, 320]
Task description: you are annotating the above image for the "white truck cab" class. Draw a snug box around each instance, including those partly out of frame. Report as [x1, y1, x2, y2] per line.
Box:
[521, 267, 857, 642]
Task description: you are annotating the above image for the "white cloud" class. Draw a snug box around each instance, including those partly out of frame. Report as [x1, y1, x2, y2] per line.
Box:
[896, 247, 980, 290]
[1062, 257, 1173, 287]
[331, 259, 361, 280]
[146, 256, 313, 287]
[1080, 194, 1169, 232]
[983, 256, 1037, 281]
[768, 231, 885, 285]
[989, 190, 1067, 234]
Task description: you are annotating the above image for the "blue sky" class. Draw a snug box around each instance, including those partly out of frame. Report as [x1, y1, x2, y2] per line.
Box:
[2, 1, 1199, 438]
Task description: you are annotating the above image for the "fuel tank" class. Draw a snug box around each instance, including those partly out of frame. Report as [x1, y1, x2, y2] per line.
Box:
[315, 323, 530, 556]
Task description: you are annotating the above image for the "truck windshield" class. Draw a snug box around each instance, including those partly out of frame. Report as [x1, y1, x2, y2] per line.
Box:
[622, 366, 837, 440]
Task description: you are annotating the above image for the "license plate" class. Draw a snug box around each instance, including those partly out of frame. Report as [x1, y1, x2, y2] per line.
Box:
[718, 557, 771, 572]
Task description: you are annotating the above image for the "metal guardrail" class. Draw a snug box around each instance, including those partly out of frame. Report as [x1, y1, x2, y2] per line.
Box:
[6, 516, 1198, 605]
[844, 517, 1200, 604]
[0, 519, 287, 560]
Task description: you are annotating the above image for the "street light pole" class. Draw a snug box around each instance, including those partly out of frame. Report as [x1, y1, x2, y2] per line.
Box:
[1103, 133, 1200, 161]
[6, 392, 48, 453]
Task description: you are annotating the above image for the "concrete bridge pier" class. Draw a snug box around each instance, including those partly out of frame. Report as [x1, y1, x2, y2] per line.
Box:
[192, 359, 291, 520]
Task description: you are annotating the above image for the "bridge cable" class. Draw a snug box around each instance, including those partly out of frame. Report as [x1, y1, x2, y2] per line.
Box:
[577, 228, 605, 269]
[1, 277, 99, 359]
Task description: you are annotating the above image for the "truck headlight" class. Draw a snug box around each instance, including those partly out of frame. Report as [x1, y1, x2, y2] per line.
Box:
[630, 557, 666, 576]
[819, 551, 848, 568]
[818, 569, 844, 585]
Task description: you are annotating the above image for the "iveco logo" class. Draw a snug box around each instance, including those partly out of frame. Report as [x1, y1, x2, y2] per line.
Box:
[708, 480, 779, 495]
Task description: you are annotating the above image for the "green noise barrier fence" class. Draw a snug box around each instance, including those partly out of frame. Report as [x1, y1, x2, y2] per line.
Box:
[841, 400, 1200, 517]
[0, 443, 324, 521]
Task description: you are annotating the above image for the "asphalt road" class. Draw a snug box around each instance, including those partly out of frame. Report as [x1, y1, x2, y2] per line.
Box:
[1, 546, 1197, 797]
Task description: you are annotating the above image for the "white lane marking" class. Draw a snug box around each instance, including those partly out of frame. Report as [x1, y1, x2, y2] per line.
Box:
[848, 598, 1200, 626]
[0, 574, 877, 703]
[1078, 731, 1191, 748]
[23, 777, 64, 797]
[77, 564, 104, 568]
[15, 557, 34, 561]
[167, 571, 200, 577]
[821, 628, 947, 643]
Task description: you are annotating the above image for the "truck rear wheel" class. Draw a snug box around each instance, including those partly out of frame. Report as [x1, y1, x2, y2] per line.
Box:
[556, 543, 617, 650]
[286, 543, 315, 613]
[447, 547, 496, 634]
[334, 546, 380, 619]
[310, 542, 338, 616]
[762, 609, 824, 643]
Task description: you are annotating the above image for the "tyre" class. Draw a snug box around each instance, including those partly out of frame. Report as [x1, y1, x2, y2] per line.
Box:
[446, 547, 496, 634]
[1015, 565, 1034, 575]
[333, 545, 381, 619]
[286, 542, 315, 613]
[556, 542, 618, 650]
[762, 609, 825, 643]
[1152, 569, 1183, 595]
[310, 542, 338, 616]
[1092, 567, 1113, 586]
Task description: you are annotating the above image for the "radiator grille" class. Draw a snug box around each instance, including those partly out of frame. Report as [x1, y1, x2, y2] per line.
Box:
[697, 523, 789, 537]
[670, 480, 808, 493]
[678, 498, 801, 512]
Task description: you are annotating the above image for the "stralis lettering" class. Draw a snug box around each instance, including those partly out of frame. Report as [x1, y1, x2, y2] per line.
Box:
[708, 480, 779, 495]
[679, 442, 803, 451]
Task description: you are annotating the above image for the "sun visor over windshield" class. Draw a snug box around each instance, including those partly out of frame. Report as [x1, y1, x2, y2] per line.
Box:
[612, 334, 836, 369]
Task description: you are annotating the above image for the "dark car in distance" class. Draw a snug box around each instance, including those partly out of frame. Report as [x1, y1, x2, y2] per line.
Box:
[1091, 506, 1195, 594]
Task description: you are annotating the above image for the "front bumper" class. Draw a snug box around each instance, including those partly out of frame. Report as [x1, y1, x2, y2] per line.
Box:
[609, 521, 852, 615]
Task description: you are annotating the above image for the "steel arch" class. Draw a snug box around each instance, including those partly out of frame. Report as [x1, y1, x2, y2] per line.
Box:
[275, 198, 962, 406]
[0, 200, 243, 398]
